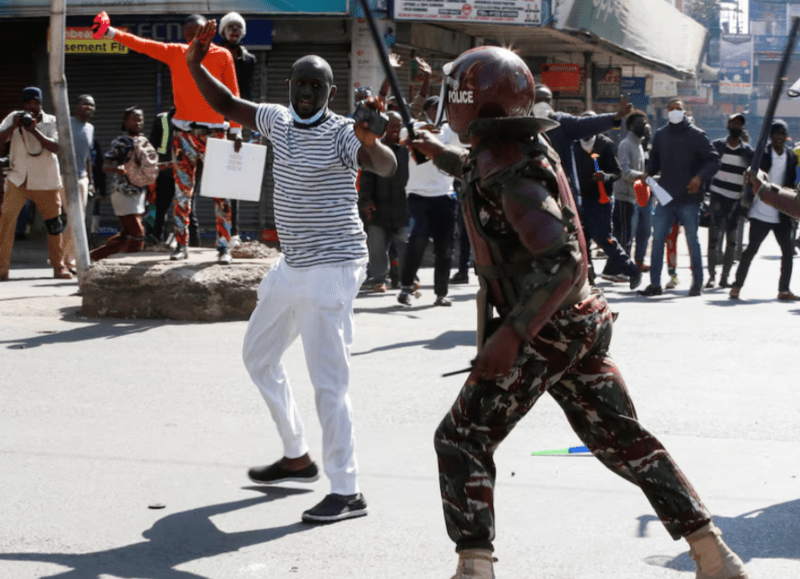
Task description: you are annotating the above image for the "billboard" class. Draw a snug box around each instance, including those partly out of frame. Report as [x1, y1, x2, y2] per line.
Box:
[394, 0, 545, 25]
[0, 1, 347, 17]
[719, 33, 753, 95]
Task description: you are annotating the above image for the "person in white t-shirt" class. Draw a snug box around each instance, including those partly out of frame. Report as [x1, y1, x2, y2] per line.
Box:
[730, 120, 799, 300]
[398, 96, 461, 307]
[185, 19, 397, 524]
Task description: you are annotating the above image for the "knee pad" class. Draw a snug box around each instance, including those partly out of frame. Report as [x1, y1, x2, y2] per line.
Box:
[45, 216, 64, 235]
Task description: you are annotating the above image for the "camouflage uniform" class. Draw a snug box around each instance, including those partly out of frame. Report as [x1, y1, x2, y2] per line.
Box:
[434, 130, 712, 553]
[435, 287, 711, 550]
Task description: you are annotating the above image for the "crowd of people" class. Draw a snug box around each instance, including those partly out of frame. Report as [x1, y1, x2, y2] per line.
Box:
[3, 11, 796, 578]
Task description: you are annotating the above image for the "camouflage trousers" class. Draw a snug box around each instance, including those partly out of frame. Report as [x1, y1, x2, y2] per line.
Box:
[434, 289, 711, 552]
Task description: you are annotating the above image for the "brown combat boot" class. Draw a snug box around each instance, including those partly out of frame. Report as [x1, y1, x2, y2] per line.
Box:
[450, 549, 495, 579]
[686, 523, 749, 579]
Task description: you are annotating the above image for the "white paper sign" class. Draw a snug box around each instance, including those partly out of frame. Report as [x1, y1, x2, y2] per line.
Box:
[646, 176, 672, 206]
[199, 138, 267, 202]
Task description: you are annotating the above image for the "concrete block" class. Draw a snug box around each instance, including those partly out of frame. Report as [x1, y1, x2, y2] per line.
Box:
[80, 248, 279, 321]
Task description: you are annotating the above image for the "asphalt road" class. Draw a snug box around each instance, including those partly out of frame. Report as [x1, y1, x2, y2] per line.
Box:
[1, 230, 799, 578]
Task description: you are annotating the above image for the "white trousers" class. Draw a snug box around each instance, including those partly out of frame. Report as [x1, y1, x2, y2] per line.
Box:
[242, 256, 367, 495]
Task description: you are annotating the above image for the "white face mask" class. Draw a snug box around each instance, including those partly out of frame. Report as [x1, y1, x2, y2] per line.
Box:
[668, 109, 685, 124]
[580, 136, 596, 153]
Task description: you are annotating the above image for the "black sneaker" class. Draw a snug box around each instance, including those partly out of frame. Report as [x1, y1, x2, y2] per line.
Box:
[397, 291, 412, 306]
[450, 271, 469, 284]
[638, 284, 662, 297]
[628, 268, 642, 290]
[248, 460, 320, 485]
[301, 493, 368, 523]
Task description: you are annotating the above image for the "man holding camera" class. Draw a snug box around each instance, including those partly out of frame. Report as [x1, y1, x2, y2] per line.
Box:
[0, 86, 70, 281]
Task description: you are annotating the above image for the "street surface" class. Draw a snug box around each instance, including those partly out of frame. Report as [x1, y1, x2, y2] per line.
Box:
[1, 231, 799, 578]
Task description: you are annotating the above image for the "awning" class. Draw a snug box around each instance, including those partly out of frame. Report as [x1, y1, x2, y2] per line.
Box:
[397, 0, 708, 80]
[552, 0, 708, 78]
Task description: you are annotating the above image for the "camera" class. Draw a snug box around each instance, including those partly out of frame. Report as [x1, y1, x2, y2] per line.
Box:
[16, 112, 34, 127]
[352, 102, 388, 137]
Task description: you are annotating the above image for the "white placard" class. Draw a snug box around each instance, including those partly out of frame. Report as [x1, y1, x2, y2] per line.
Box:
[646, 176, 672, 206]
[395, 0, 543, 25]
[199, 138, 267, 202]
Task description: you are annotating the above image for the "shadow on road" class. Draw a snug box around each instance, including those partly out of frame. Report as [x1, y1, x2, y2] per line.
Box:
[353, 329, 474, 356]
[637, 498, 800, 570]
[0, 488, 314, 579]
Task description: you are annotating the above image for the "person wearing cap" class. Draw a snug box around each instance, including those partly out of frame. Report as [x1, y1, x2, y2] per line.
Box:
[705, 113, 753, 289]
[398, 95, 461, 306]
[0, 87, 71, 281]
[730, 119, 800, 301]
[638, 97, 720, 297]
[96, 13, 241, 264]
[219, 12, 257, 246]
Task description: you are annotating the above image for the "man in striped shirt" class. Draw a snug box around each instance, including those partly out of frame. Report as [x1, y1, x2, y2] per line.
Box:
[706, 113, 753, 288]
[186, 20, 397, 524]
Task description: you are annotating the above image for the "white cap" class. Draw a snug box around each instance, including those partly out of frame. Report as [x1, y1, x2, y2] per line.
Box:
[220, 12, 246, 40]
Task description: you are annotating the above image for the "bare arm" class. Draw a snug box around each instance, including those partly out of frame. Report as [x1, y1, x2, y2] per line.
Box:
[27, 121, 59, 154]
[185, 20, 258, 131]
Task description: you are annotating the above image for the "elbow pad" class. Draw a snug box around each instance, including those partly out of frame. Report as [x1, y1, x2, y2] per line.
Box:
[505, 237, 583, 339]
[758, 183, 800, 220]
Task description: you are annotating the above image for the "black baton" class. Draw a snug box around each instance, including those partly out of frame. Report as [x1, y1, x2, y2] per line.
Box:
[750, 17, 800, 175]
[356, 0, 428, 163]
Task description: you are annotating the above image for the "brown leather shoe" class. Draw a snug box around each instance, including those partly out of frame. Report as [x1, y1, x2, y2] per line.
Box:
[636, 261, 651, 272]
[53, 267, 74, 280]
[729, 286, 740, 300]
[777, 291, 800, 301]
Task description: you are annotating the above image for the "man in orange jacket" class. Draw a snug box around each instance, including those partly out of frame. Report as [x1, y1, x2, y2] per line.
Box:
[97, 13, 241, 263]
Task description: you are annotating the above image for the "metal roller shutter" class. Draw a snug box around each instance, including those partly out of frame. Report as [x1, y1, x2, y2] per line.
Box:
[64, 54, 174, 232]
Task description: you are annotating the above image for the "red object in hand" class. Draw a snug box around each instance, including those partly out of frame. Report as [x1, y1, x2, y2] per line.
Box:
[92, 11, 110, 40]
[634, 179, 651, 207]
[591, 153, 610, 204]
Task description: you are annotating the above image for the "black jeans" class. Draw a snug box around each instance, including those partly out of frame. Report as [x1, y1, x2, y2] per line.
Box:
[734, 217, 794, 292]
[401, 194, 457, 297]
[707, 194, 740, 281]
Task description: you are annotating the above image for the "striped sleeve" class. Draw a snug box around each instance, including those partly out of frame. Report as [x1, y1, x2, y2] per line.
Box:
[336, 119, 362, 169]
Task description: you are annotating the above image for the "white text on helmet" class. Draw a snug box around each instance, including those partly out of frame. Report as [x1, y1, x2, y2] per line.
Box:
[448, 90, 474, 104]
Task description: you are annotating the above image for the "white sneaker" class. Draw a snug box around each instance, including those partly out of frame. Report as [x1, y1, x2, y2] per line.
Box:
[450, 549, 495, 579]
[666, 274, 679, 289]
[230, 235, 242, 248]
[217, 248, 232, 265]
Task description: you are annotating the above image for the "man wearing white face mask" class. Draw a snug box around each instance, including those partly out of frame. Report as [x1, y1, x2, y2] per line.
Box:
[571, 114, 641, 289]
[639, 98, 720, 297]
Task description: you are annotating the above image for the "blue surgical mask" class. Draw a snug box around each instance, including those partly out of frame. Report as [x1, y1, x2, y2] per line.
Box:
[289, 103, 328, 125]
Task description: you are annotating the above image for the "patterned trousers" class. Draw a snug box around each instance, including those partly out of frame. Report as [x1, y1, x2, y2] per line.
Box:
[434, 289, 711, 552]
[172, 130, 231, 249]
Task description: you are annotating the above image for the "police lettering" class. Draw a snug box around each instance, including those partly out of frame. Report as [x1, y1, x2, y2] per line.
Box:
[449, 90, 474, 104]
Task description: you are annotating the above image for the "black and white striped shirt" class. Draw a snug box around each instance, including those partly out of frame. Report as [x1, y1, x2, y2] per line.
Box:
[709, 139, 752, 200]
[255, 104, 367, 268]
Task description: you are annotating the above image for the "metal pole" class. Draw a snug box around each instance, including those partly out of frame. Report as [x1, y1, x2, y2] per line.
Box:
[750, 17, 800, 175]
[49, 0, 90, 281]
